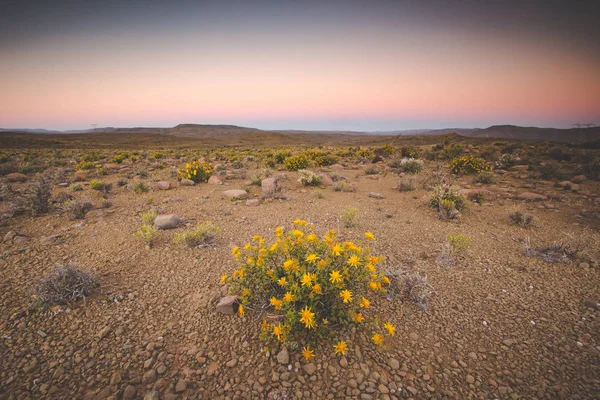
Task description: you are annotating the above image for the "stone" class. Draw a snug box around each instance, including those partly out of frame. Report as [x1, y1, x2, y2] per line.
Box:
[572, 175, 587, 183]
[154, 214, 183, 230]
[303, 363, 316, 375]
[466, 375, 475, 384]
[517, 192, 547, 201]
[261, 177, 278, 195]
[463, 188, 493, 200]
[97, 326, 111, 339]
[40, 234, 62, 246]
[368, 192, 384, 199]
[216, 295, 239, 314]
[143, 391, 160, 400]
[110, 371, 122, 385]
[409, 332, 418, 341]
[155, 181, 171, 190]
[389, 358, 400, 370]
[5, 173, 27, 182]
[222, 189, 248, 200]
[583, 300, 599, 310]
[143, 369, 157, 383]
[175, 379, 187, 393]
[509, 165, 529, 171]
[246, 199, 261, 206]
[277, 347, 290, 364]
[103, 163, 120, 171]
[208, 175, 223, 185]
[226, 359, 237, 368]
[180, 179, 195, 186]
[320, 174, 334, 186]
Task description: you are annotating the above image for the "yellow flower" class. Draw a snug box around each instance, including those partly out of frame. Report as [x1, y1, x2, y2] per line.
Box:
[382, 276, 390, 285]
[347, 255, 361, 267]
[238, 304, 245, 316]
[329, 270, 342, 284]
[334, 341, 347, 356]
[293, 219, 302, 225]
[283, 292, 295, 303]
[366, 263, 376, 273]
[354, 313, 364, 323]
[278, 277, 287, 287]
[270, 297, 283, 310]
[220, 274, 227, 284]
[301, 273, 316, 287]
[299, 306, 316, 329]
[253, 235, 262, 241]
[302, 346, 315, 361]
[270, 243, 278, 252]
[232, 246, 240, 255]
[272, 324, 283, 340]
[331, 243, 342, 256]
[364, 232, 375, 240]
[246, 256, 254, 264]
[372, 333, 384, 346]
[384, 322, 396, 336]
[244, 243, 251, 250]
[322, 318, 329, 325]
[275, 226, 284, 236]
[340, 289, 353, 303]
[369, 281, 380, 291]
[291, 229, 304, 238]
[359, 297, 371, 308]
[305, 253, 318, 263]
[306, 234, 318, 243]
[283, 259, 295, 271]
[312, 283, 322, 294]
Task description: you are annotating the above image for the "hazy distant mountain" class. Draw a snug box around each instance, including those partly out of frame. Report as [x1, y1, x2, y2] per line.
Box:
[1, 124, 599, 142]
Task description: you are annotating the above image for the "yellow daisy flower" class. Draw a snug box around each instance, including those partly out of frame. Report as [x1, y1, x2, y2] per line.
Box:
[383, 322, 396, 336]
[364, 232, 375, 240]
[340, 289, 353, 303]
[372, 333, 384, 346]
[329, 270, 342, 284]
[334, 341, 347, 356]
[302, 346, 315, 361]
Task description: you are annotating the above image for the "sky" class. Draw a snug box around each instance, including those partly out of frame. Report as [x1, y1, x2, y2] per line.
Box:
[1, 0, 599, 131]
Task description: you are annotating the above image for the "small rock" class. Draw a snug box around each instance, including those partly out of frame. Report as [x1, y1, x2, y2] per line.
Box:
[303, 363, 316, 375]
[175, 379, 187, 393]
[226, 359, 237, 368]
[389, 358, 400, 370]
[277, 347, 290, 365]
[222, 189, 249, 200]
[583, 300, 599, 310]
[154, 214, 183, 230]
[97, 326, 111, 340]
[180, 178, 195, 186]
[40, 234, 62, 246]
[466, 375, 475, 384]
[368, 192, 384, 199]
[339, 357, 348, 368]
[142, 369, 157, 383]
[5, 173, 27, 182]
[143, 391, 160, 400]
[215, 296, 239, 314]
[155, 181, 171, 190]
[409, 332, 418, 341]
[123, 385, 137, 399]
[208, 175, 223, 185]
[517, 192, 547, 201]
[246, 199, 261, 206]
[261, 177, 278, 195]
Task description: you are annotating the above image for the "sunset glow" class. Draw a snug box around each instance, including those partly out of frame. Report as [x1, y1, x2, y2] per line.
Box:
[1, 0, 599, 131]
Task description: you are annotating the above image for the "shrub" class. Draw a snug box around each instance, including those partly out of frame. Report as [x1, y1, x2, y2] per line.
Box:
[62, 200, 93, 220]
[141, 210, 158, 225]
[386, 270, 433, 311]
[450, 155, 491, 175]
[24, 174, 53, 217]
[437, 199, 460, 220]
[494, 153, 519, 170]
[224, 221, 392, 358]
[399, 146, 419, 159]
[76, 161, 97, 170]
[427, 184, 466, 212]
[374, 144, 396, 157]
[117, 178, 128, 187]
[581, 156, 600, 181]
[473, 171, 496, 184]
[177, 160, 213, 183]
[537, 163, 564, 180]
[70, 184, 83, 192]
[509, 211, 534, 228]
[364, 166, 379, 175]
[274, 150, 292, 164]
[441, 144, 464, 160]
[394, 158, 423, 174]
[174, 221, 219, 248]
[134, 224, 159, 247]
[284, 155, 309, 171]
[33, 264, 98, 307]
[341, 206, 359, 227]
[333, 181, 355, 192]
[355, 148, 373, 160]
[447, 233, 472, 252]
[297, 170, 322, 186]
[90, 180, 112, 193]
[397, 177, 417, 192]
[133, 181, 149, 194]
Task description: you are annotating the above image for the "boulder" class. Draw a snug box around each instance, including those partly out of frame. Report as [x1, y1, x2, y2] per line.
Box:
[246, 199, 261, 206]
[208, 175, 223, 185]
[155, 181, 171, 190]
[320, 174, 334, 186]
[222, 190, 248, 200]
[572, 175, 587, 183]
[154, 214, 183, 230]
[261, 177, 278, 195]
[368, 192, 384, 199]
[517, 192, 547, 202]
[103, 163, 120, 171]
[216, 296, 239, 314]
[5, 173, 27, 182]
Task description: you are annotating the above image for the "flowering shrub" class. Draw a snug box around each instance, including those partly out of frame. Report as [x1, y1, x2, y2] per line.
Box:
[450, 155, 491, 175]
[428, 184, 466, 220]
[297, 170, 322, 186]
[392, 158, 423, 174]
[177, 160, 213, 183]
[223, 220, 394, 359]
[284, 155, 309, 171]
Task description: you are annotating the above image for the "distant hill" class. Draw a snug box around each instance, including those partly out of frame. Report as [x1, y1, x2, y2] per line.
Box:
[1, 124, 599, 143]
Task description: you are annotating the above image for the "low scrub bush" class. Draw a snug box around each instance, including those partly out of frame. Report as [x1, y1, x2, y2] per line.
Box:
[509, 211, 534, 228]
[62, 199, 93, 220]
[341, 205, 359, 227]
[537, 163, 564, 181]
[90, 180, 112, 194]
[177, 160, 213, 183]
[33, 264, 99, 307]
[473, 171, 496, 184]
[427, 184, 466, 219]
[133, 181, 149, 194]
[450, 155, 491, 175]
[392, 158, 423, 174]
[332, 181, 355, 192]
[284, 155, 309, 171]
[297, 170, 322, 186]
[70, 184, 83, 192]
[397, 177, 417, 192]
[174, 221, 219, 248]
[223, 221, 393, 358]
[447, 233, 472, 252]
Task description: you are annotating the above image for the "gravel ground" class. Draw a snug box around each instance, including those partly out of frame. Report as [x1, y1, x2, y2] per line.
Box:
[1, 163, 599, 400]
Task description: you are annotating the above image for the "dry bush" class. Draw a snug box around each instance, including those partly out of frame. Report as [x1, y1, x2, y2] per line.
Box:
[62, 199, 93, 220]
[173, 221, 219, 248]
[509, 210, 534, 228]
[33, 264, 99, 307]
[333, 180, 355, 192]
[386, 269, 434, 312]
[523, 231, 598, 264]
[397, 177, 417, 192]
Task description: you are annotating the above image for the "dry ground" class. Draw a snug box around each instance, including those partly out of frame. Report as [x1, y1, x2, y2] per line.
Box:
[1, 147, 600, 400]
